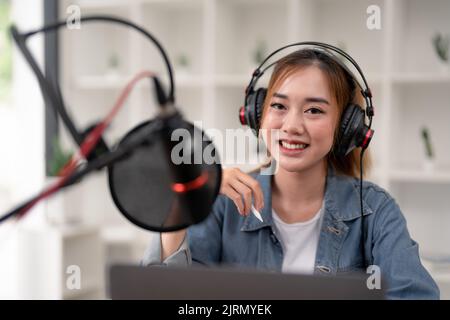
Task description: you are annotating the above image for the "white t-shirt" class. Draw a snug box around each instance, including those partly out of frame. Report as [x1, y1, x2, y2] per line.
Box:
[272, 201, 324, 275]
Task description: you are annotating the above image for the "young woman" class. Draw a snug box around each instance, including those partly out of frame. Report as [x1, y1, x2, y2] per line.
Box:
[142, 49, 439, 299]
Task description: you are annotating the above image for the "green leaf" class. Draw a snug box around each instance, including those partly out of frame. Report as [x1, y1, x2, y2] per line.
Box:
[48, 137, 74, 177]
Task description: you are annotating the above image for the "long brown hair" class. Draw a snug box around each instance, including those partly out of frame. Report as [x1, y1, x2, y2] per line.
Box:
[259, 49, 372, 178]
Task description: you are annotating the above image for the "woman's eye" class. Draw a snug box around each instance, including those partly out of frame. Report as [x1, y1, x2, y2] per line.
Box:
[306, 107, 323, 115]
[270, 103, 286, 110]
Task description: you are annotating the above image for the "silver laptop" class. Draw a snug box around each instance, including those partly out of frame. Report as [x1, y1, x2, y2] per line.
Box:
[109, 264, 384, 300]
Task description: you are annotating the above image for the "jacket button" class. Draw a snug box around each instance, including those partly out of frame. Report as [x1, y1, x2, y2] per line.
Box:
[327, 226, 341, 235]
[317, 265, 331, 273]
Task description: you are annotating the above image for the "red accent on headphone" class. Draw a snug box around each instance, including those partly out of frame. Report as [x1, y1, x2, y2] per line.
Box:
[171, 171, 209, 193]
[239, 106, 246, 125]
[362, 129, 374, 148]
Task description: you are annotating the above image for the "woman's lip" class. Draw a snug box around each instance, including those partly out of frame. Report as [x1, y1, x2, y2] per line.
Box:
[279, 139, 309, 145]
[278, 141, 309, 155]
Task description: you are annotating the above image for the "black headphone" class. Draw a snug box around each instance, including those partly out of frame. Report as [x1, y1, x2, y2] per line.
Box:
[239, 42, 375, 158]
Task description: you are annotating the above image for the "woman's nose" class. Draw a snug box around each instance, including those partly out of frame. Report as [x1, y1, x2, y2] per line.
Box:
[281, 110, 305, 135]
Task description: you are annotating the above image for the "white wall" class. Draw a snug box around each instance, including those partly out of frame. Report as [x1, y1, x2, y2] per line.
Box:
[0, 0, 45, 299]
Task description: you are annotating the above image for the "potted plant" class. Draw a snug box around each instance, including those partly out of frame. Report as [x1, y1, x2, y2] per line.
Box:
[176, 53, 190, 75]
[48, 137, 73, 177]
[432, 32, 449, 73]
[252, 39, 268, 68]
[106, 52, 120, 79]
[46, 137, 77, 225]
[421, 127, 435, 172]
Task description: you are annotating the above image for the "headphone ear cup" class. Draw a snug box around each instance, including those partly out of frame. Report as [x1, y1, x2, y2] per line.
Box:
[245, 87, 267, 135]
[253, 88, 267, 133]
[336, 104, 366, 157]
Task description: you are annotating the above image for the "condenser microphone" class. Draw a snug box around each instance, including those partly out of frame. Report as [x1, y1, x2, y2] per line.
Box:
[108, 103, 222, 233]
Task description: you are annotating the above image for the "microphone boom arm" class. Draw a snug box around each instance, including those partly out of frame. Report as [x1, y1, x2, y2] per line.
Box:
[10, 15, 176, 149]
[0, 119, 164, 223]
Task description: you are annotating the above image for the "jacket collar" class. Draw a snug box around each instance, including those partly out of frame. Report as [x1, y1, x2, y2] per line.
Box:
[241, 164, 373, 232]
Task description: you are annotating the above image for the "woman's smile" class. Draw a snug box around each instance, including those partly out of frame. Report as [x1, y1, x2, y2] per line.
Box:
[278, 139, 310, 156]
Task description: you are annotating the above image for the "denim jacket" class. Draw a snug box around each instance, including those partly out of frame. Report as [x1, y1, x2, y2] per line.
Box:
[143, 166, 440, 300]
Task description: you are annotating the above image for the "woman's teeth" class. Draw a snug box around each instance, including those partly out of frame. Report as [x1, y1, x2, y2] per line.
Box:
[280, 141, 309, 150]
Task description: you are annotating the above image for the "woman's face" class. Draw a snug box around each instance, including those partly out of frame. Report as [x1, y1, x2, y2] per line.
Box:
[260, 66, 339, 173]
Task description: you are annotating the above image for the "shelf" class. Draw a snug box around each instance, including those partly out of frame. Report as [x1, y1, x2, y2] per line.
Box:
[421, 255, 450, 299]
[58, 224, 100, 239]
[215, 0, 289, 74]
[214, 74, 249, 88]
[139, 1, 204, 76]
[214, 74, 269, 88]
[391, 73, 450, 84]
[101, 225, 138, 244]
[422, 254, 450, 292]
[174, 74, 205, 88]
[75, 75, 133, 90]
[364, 74, 384, 85]
[391, 0, 450, 74]
[75, 73, 208, 90]
[221, 0, 284, 5]
[431, 272, 450, 299]
[74, 73, 385, 91]
[74, 0, 131, 9]
[74, 0, 204, 12]
[18, 223, 104, 299]
[389, 168, 450, 184]
[139, 0, 204, 8]
[22, 223, 100, 239]
[389, 85, 450, 170]
[310, 0, 385, 74]
[432, 272, 450, 284]
[212, 72, 383, 88]
[63, 281, 103, 300]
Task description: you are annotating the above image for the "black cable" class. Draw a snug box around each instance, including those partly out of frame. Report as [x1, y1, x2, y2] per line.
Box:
[25, 15, 174, 103]
[360, 147, 366, 267]
[23, 15, 175, 103]
[10, 15, 175, 148]
[0, 119, 164, 224]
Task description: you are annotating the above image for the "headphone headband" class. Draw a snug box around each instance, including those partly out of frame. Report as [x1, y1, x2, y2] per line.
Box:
[246, 41, 374, 118]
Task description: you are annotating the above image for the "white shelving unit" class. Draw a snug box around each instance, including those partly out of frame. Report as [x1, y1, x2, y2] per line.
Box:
[18, 224, 104, 299]
[57, 0, 450, 298]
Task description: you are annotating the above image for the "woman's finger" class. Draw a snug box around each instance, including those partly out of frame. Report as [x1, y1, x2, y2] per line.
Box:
[235, 171, 264, 211]
[228, 179, 253, 215]
[221, 185, 245, 215]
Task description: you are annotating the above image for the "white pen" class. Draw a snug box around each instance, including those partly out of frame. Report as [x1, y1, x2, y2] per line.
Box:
[251, 205, 263, 222]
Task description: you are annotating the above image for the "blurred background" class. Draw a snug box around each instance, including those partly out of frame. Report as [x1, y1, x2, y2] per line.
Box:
[0, 0, 450, 299]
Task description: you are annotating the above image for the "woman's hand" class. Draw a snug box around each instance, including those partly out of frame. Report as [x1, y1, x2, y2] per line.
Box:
[219, 168, 264, 216]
